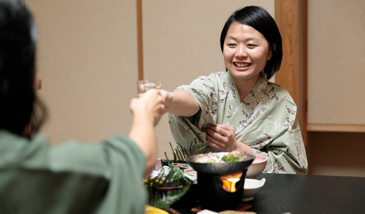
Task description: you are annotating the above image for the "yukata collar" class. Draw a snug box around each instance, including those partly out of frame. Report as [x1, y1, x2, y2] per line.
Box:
[243, 72, 268, 104]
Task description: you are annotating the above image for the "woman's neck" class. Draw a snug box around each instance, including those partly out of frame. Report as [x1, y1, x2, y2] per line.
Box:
[234, 75, 260, 102]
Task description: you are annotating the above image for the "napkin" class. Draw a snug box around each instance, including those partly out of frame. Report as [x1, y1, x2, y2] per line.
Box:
[149, 166, 171, 179]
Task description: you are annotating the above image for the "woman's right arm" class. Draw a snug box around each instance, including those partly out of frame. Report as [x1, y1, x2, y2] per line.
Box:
[162, 89, 200, 117]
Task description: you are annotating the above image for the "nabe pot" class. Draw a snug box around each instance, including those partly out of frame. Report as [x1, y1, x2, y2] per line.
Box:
[185, 152, 255, 211]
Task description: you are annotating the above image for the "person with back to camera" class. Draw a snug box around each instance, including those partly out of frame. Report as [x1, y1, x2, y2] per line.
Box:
[0, 0, 167, 213]
[161, 6, 308, 174]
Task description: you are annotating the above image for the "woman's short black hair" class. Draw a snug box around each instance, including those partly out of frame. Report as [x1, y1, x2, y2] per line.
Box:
[0, 0, 47, 138]
[220, 6, 283, 80]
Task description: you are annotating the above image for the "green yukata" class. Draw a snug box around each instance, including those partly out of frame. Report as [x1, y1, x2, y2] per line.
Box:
[169, 71, 308, 174]
[0, 130, 146, 214]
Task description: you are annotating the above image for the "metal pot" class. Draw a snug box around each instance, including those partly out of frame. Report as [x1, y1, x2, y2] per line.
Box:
[185, 152, 255, 175]
[185, 152, 255, 211]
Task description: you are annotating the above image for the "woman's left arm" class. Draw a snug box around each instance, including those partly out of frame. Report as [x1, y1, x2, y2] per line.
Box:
[252, 119, 308, 174]
[205, 122, 308, 174]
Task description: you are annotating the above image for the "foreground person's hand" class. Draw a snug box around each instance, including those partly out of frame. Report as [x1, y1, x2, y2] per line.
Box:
[130, 89, 167, 126]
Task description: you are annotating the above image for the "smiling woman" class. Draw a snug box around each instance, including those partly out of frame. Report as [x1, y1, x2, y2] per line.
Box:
[160, 6, 308, 175]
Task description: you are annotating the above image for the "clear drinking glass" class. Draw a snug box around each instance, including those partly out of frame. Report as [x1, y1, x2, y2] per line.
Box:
[137, 80, 162, 97]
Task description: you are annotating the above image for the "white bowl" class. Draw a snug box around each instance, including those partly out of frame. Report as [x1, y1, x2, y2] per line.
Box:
[246, 155, 267, 178]
[243, 178, 266, 201]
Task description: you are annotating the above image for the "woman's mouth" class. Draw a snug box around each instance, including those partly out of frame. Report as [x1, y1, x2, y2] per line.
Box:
[234, 62, 251, 68]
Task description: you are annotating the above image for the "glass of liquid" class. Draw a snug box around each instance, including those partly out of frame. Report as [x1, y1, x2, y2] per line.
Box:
[137, 80, 162, 97]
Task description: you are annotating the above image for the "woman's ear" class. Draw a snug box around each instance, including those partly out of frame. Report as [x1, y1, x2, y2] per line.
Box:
[33, 58, 41, 90]
[267, 43, 276, 60]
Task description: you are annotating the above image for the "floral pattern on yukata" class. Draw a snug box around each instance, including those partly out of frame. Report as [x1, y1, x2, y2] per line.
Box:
[168, 71, 308, 174]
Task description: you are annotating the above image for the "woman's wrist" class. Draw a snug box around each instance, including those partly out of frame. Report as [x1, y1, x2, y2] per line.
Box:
[234, 140, 253, 155]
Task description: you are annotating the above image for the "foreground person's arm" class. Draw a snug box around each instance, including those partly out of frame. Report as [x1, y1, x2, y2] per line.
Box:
[128, 89, 167, 177]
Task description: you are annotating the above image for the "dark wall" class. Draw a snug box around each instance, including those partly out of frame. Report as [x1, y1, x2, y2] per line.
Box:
[307, 132, 365, 177]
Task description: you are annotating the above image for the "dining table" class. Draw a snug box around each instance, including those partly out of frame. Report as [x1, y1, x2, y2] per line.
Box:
[172, 173, 365, 214]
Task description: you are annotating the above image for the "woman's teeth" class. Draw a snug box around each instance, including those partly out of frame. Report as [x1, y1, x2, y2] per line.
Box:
[234, 62, 250, 67]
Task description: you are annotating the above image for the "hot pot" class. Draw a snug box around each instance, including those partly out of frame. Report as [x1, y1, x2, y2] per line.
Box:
[185, 152, 255, 211]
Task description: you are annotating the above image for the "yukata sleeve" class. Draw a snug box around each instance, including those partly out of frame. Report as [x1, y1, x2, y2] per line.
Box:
[168, 75, 218, 148]
[96, 135, 147, 214]
[251, 100, 308, 174]
[49, 135, 147, 214]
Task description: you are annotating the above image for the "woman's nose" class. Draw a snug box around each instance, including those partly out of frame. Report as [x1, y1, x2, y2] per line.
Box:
[236, 45, 247, 58]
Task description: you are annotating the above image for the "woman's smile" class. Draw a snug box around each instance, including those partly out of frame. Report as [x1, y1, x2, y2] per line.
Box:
[233, 62, 251, 70]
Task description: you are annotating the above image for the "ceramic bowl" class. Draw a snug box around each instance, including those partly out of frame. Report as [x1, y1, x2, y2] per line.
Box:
[243, 178, 266, 201]
[246, 155, 267, 178]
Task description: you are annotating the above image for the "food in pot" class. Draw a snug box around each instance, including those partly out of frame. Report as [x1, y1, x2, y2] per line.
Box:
[195, 151, 248, 163]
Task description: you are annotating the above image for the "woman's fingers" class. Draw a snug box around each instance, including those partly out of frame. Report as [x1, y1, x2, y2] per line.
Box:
[207, 124, 231, 138]
[207, 141, 221, 151]
[206, 134, 224, 151]
[206, 124, 237, 152]
[206, 127, 223, 140]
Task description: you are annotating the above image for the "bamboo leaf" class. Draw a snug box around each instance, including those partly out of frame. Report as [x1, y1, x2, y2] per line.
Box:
[178, 143, 188, 159]
[176, 148, 184, 162]
[148, 185, 190, 209]
[169, 142, 177, 162]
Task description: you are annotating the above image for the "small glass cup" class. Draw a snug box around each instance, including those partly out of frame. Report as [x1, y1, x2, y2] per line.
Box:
[137, 80, 162, 97]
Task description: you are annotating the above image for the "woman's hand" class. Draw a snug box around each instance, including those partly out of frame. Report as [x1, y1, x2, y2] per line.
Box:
[206, 124, 239, 152]
[159, 89, 200, 117]
[159, 89, 174, 110]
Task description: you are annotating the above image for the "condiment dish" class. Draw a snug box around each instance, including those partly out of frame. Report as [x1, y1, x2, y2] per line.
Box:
[243, 178, 266, 201]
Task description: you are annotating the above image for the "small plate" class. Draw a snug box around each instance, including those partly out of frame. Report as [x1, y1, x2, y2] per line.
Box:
[183, 168, 197, 181]
[173, 163, 191, 170]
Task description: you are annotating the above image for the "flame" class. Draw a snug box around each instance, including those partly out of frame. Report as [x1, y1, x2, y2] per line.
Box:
[220, 172, 242, 192]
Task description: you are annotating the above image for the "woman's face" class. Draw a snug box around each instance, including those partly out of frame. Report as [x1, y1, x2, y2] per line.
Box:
[223, 22, 272, 84]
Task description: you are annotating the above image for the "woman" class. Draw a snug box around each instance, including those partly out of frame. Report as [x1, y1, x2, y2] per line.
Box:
[0, 0, 166, 213]
[163, 6, 308, 174]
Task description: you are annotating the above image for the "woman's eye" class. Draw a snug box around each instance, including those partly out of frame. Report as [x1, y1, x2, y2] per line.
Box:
[247, 44, 257, 48]
[227, 43, 236, 47]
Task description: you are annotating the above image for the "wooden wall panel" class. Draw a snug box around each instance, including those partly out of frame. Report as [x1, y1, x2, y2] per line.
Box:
[275, 0, 307, 144]
[307, 0, 365, 130]
[275, 0, 299, 104]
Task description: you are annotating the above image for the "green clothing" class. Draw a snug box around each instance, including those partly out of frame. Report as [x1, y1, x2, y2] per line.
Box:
[169, 71, 308, 174]
[0, 130, 146, 214]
